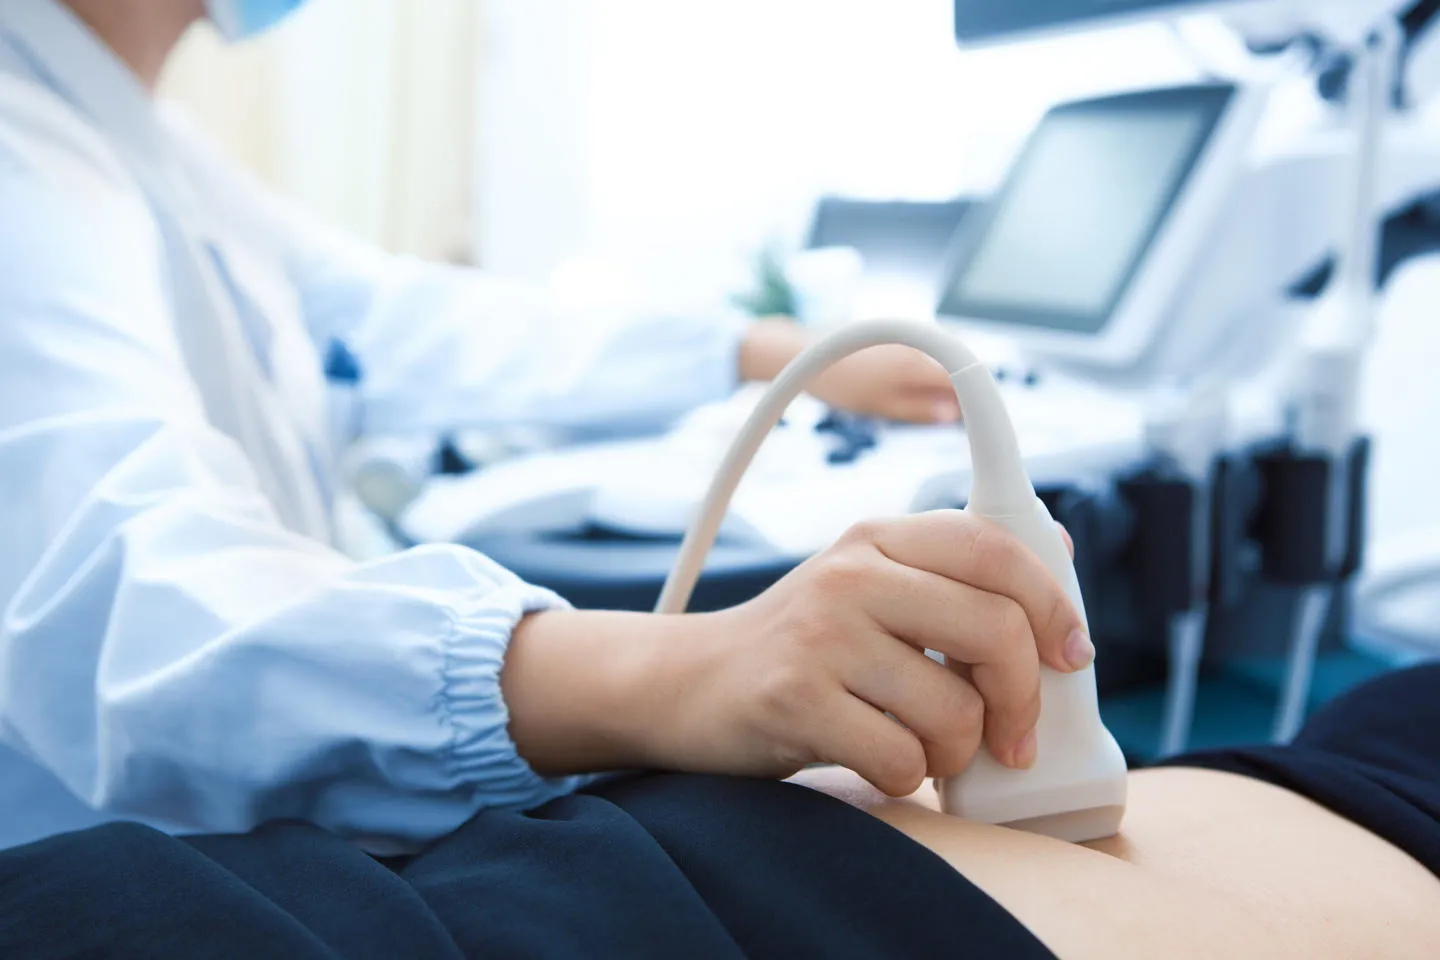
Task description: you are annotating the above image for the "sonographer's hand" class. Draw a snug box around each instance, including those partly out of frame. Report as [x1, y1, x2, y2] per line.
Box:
[661, 511, 1090, 795]
[808, 343, 962, 424]
[738, 319, 962, 423]
[501, 512, 1088, 796]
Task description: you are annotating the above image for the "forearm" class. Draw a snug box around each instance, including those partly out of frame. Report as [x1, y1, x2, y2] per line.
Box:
[735, 318, 961, 424]
[349, 266, 756, 435]
[502, 609, 714, 775]
[737, 317, 809, 384]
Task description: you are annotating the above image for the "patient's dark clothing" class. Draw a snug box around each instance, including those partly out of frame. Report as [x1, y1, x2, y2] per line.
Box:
[9, 666, 1440, 958]
[0, 773, 1053, 960]
[1164, 662, 1440, 877]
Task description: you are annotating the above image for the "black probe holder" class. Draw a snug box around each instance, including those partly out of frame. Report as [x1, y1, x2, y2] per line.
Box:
[1112, 455, 1262, 620]
[1089, 437, 1372, 670]
[1109, 455, 1258, 624]
[1207, 454, 1260, 611]
[1099, 435, 1371, 630]
[1116, 470, 1201, 624]
[1250, 438, 1371, 585]
[1056, 437, 1375, 760]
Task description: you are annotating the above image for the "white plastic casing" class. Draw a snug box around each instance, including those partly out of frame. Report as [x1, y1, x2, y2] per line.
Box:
[937, 495, 1129, 842]
[936, 363, 1126, 844]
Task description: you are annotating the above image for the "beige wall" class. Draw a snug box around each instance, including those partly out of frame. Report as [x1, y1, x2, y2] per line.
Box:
[158, 0, 481, 262]
[161, 24, 284, 184]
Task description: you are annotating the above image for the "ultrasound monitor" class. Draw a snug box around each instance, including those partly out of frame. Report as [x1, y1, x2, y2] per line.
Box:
[806, 197, 977, 288]
[936, 83, 1250, 368]
[952, 1, 1431, 66]
[953, 0, 1264, 46]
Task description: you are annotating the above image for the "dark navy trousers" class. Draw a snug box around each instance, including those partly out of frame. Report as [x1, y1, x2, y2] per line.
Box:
[0, 773, 1052, 959]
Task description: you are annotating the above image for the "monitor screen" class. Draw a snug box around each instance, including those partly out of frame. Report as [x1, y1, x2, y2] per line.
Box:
[953, 0, 1250, 44]
[937, 85, 1233, 335]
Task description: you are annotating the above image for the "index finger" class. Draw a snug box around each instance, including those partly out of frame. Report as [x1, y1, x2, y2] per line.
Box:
[860, 512, 1092, 674]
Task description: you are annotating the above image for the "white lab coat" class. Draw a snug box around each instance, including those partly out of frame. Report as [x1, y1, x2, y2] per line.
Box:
[0, 0, 743, 853]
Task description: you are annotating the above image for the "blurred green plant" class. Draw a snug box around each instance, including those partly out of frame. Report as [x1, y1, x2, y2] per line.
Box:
[731, 243, 798, 318]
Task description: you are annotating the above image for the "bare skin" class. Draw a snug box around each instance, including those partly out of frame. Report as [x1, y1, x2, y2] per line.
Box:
[791, 765, 1440, 959]
[739, 317, 962, 424]
[61, 0, 205, 90]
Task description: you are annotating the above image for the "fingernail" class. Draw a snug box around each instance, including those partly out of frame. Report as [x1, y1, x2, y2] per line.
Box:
[1064, 629, 1095, 671]
[1013, 730, 1038, 769]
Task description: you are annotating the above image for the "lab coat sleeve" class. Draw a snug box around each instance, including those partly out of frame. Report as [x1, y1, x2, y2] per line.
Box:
[0, 116, 591, 845]
[229, 149, 748, 437]
[338, 259, 749, 438]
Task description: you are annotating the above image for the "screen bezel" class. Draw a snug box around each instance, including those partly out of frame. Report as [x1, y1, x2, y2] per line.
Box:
[953, 0, 1254, 47]
[935, 84, 1237, 340]
[805, 197, 977, 256]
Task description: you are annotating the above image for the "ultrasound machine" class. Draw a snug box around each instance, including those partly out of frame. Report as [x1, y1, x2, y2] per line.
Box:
[398, 0, 1440, 759]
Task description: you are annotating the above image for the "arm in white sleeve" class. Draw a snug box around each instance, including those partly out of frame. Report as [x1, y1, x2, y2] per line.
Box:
[0, 109, 586, 847]
[174, 122, 748, 437]
[309, 249, 748, 438]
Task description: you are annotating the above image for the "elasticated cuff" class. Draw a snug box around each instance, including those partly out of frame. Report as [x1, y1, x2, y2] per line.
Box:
[441, 581, 600, 811]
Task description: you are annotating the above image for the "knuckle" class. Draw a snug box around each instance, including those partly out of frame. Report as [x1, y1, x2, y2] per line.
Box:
[963, 520, 1018, 574]
[873, 736, 927, 795]
[975, 663, 1040, 741]
[1017, 684, 1042, 730]
[932, 719, 984, 778]
[1043, 590, 1073, 638]
[952, 684, 987, 732]
[929, 507, 967, 529]
[936, 682, 986, 748]
[984, 596, 1030, 650]
[755, 661, 823, 720]
[930, 679, 982, 731]
[985, 658, 1040, 723]
[841, 518, 885, 547]
[811, 547, 873, 594]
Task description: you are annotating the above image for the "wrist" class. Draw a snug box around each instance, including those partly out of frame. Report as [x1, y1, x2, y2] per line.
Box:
[738, 318, 809, 383]
[501, 609, 710, 776]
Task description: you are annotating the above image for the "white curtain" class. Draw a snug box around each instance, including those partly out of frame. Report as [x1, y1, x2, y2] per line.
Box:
[160, 0, 482, 261]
